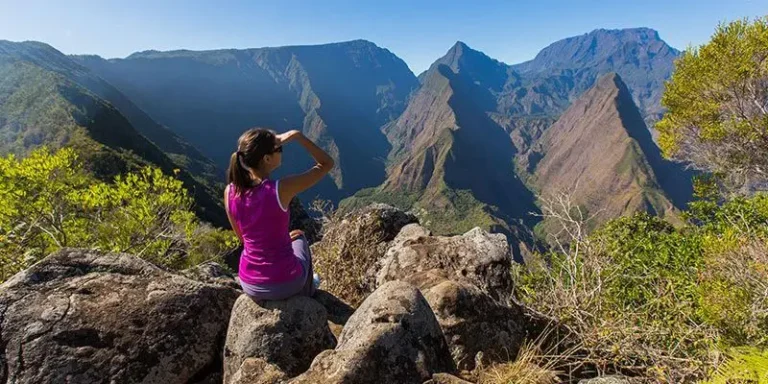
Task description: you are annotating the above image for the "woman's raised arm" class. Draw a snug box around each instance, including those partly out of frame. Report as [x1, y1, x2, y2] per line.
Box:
[277, 130, 335, 208]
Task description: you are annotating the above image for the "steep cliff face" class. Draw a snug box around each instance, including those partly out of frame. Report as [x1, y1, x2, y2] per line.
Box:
[347, 29, 686, 242]
[75, 40, 419, 202]
[529, 73, 680, 227]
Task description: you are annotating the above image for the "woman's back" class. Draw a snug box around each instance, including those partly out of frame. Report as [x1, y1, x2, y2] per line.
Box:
[227, 180, 301, 285]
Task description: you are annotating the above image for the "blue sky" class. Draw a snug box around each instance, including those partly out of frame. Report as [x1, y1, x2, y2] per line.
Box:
[0, 0, 765, 73]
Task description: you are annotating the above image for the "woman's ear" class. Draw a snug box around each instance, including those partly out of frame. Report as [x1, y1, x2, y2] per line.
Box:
[262, 154, 275, 168]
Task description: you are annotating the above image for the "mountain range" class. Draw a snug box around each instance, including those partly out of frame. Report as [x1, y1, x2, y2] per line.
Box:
[73, 41, 419, 202]
[0, 27, 693, 249]
[0, 40, 226, 225]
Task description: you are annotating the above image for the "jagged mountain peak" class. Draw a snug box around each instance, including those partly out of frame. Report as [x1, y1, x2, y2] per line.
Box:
[435, 41, 504, 70]
[423, 41, 509, 91]
[593, 72, 630, 98]
[528, 70, 690, 230]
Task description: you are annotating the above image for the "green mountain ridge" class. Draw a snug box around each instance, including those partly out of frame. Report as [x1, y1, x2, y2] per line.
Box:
[0, 41, 226, 226]
[0, 41, 220, 184]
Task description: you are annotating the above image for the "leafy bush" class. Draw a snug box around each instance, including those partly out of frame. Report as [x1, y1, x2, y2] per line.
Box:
[0, 147, 236, 282]
[657, 17, 768, 191]
[515, 192, 768, 382]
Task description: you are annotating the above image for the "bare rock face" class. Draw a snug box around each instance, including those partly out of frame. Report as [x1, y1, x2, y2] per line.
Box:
[0, 248, 239, 384]
[311, 204, 418, 305]
[424, 373, 475, 384]
[229, 358, 287, 384]
[182, 261, 240, 290]
[290, 281, 455, 384]
[393, 223, 433, 245]
[406, 269, 527, 371]
[223, 294, 336, 383]
[376, 227, 514, 301]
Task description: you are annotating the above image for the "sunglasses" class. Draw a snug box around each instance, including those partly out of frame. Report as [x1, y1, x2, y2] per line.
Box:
[273, 146, 283, 153]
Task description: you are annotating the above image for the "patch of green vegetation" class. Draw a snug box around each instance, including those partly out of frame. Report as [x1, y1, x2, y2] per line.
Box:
[0, 58, 226, 226]
[516, 188, 768, 381]
[0, 147, 237, 283]
[341, 183, 508, 237]
[339, 187, 421, 212]
[704, 347, 768, 384]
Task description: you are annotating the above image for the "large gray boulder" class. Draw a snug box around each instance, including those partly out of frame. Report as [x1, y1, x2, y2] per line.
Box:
[0, 248, 239, 384]
[182, 261, 240, 290]
[311, 204, 417, 305]
[406, 269, 527, 371]
[376, 227, 514, 301]
[290, 281, 455, 384]
[223, 294, 336, 382]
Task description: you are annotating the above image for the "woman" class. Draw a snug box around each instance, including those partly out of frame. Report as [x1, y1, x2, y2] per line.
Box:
[225, 128, 334, 300]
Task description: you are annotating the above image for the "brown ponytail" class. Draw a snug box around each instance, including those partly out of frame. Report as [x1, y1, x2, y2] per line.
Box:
[226, 128, 277, 195]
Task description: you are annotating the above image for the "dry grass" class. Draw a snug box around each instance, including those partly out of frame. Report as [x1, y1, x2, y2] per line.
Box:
[310, 208, 390, 306]
[474, 327, 584, 384]
[519, 191, 768, 382]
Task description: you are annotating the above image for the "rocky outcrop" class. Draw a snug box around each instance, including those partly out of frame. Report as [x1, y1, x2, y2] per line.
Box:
[311, 204, 418, 305]
[312, 289, 356, 338]
[223, 294, 336, 382]
[393, 223, 433, 245]
[229, 358, 287, 384]
[424, 373, 475, 384]
[290, 281, 455, 383]
[406, 269, 527, 371]
[376, 227, 514, 301]
[182, 261, 240, 290]
[0, 248, 239, 384]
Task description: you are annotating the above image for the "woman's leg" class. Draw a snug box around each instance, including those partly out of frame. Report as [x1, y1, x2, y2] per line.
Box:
[291, 234, 315, 297]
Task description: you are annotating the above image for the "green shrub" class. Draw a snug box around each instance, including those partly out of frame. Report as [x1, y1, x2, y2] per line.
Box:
[515, 194, 768, 381]
[705, 347, 768, 384]
[0, 147, 236, 282]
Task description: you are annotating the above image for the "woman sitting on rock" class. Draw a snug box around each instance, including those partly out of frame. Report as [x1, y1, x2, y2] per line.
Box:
[225, 128, 334, 300]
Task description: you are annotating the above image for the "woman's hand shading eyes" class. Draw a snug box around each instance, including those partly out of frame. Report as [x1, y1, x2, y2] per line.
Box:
[275, 130, 301, 148]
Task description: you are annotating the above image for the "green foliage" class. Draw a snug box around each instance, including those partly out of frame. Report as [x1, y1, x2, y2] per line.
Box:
[593, 213, 704, 314]
[341, 186, 507, 236]
[705, 347, 768, 384]
[0, 147, 236, 282]
[516, 193, 768, 381]
[339, 187, 420, 212]
[657, 18, 768, 189]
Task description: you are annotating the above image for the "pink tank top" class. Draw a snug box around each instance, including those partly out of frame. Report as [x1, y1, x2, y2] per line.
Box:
[227, 180, 302, 285]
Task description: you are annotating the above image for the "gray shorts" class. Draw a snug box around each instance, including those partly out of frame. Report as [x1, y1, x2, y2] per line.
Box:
[239, 235, 315, 301]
